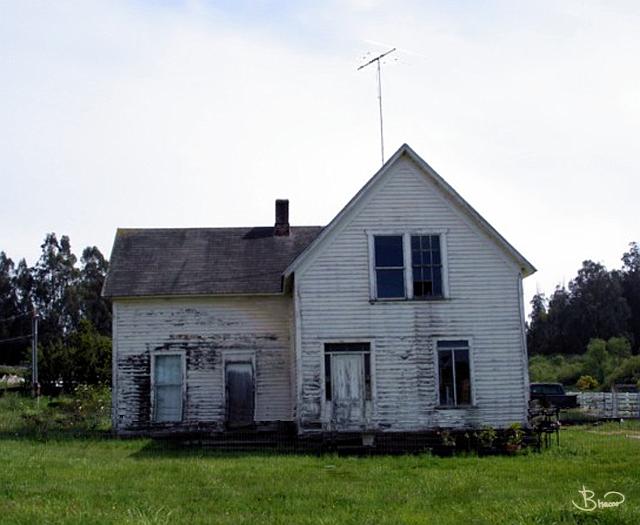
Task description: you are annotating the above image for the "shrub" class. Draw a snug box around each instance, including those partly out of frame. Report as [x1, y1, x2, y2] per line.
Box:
[605, 356, 640, 389]
[39, 320, 111, 390]
[528, 355, 558, 382]
[607, 337, 632, 360]
[583, 339, 613, 384]
[576, 375, 599, 391]
[438, 429, 456, 447]
[474, 426, 497, 448]
[556, 358, 584, 385]
[505, 423, 524, 448]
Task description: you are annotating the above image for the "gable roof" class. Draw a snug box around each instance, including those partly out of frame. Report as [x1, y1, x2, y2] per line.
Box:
[285, 143, 536, 278]
[102, 226, 322, 298]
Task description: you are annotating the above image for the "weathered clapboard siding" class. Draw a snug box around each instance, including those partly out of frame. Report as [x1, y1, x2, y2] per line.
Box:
[294, 155, 528, 433]
[113, 295, 293, 435]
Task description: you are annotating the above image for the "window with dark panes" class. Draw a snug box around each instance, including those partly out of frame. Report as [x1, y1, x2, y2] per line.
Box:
[411, 235, 443, 298]
[374, 235, 405, 298]
[437, 340, 471, 406]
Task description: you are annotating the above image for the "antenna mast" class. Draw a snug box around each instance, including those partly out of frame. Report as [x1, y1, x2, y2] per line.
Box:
[358, 47, 396, 165]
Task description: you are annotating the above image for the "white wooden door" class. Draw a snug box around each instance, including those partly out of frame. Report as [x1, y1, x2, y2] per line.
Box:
[331, 353, 365, 429]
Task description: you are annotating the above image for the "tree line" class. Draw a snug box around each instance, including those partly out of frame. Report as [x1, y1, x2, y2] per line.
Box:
[0, 233, 111, 388]
[527, 242, 640, 389]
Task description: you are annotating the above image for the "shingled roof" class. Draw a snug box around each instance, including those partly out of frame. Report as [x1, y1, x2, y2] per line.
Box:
[102, 226, 323, 298]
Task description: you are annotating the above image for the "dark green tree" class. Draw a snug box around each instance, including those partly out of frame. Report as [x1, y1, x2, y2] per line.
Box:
[565, 261, 630, 354]
[78, 246, 111, 336]
[621, 242, 640, 353]
[546, 286, 573, 354]
[527, 293, 551, 355]
[31, 233, 81, 344]
[0, 252, 25, 364]
[13, 258, 35, 357]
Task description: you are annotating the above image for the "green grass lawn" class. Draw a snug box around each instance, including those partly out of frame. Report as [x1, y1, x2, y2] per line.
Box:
[0, 394, 639, 524]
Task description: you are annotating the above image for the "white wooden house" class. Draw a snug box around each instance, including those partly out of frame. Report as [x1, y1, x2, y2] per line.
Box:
[103, 144, 535, 439]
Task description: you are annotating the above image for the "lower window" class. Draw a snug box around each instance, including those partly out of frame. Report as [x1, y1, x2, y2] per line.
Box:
[437, 340, 471, 406]
[153, 354, 183, 422]
[324, 343, 371, 401]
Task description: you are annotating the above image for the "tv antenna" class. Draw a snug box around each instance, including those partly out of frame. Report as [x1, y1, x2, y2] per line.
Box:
[358, 47, 396, 165]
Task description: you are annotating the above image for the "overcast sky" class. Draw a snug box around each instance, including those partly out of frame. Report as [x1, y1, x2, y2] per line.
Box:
[1, 1, 638, 311]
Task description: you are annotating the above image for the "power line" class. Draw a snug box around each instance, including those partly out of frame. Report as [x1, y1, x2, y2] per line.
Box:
[0, 312, 31, 323]
[0, 335, 32, 345]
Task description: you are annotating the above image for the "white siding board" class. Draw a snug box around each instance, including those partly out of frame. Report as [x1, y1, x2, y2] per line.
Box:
[113, 295, 293, 434]
[295, 156, 529, 432]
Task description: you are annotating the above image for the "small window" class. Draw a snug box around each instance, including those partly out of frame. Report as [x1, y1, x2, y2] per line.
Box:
[437, 340, 471, 406]
[153, 354, 183, 422]
[411, 235, 443, 298]
[374, 235, 405, 298]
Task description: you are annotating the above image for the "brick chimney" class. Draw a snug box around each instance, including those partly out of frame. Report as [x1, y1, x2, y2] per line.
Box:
[274, 199, 290, 236]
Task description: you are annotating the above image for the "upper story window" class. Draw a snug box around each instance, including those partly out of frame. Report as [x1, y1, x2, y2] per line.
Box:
[374, 235, 405, 298]
[371, 232, 446, 300]
[411, 235, 443, 298]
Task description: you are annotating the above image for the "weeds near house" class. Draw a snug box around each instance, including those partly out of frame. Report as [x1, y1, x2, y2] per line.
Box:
[0, 386, 110, 439]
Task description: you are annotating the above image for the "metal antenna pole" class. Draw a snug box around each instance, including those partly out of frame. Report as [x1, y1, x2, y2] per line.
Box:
[358, 47, 396, 165]
[377, 59, 384, 164]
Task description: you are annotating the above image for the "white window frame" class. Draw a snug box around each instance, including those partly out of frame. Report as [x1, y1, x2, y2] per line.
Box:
[367, 231, 449, 300]
[150, 351, 186, 423]
[433, 337, 475, 408]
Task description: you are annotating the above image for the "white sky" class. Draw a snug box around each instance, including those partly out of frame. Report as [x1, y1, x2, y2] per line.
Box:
[1, 1, 639, 311]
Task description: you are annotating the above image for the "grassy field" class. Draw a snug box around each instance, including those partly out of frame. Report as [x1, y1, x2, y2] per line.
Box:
[0, 394, 639, 524]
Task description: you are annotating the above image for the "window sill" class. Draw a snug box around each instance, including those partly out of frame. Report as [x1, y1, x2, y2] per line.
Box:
[435, 405, 478, 410]
[150, 420, 184, 426]
[369, 297, 449, 304]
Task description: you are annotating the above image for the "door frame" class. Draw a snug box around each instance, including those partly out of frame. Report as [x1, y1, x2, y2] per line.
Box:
[320, 340, 376, 427]
[222, 352, 257, 427]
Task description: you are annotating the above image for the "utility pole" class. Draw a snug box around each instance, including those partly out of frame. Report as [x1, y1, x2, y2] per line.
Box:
[31, 308, 39, 397]
[358, 47, 396, 165]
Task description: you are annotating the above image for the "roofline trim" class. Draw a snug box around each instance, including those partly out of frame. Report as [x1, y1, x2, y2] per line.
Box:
[107, 291, 287, 301]
[285, 143, 536, 278]
[284, 145, 408, 277]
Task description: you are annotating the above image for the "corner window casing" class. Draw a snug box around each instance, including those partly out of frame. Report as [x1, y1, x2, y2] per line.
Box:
[368, 231, 448, 301]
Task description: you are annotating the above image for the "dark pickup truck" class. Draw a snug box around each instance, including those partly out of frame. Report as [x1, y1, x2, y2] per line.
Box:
[530, 383, 578, 409]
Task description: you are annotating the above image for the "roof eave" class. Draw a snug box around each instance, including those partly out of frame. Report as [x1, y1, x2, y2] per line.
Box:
[107, 291, 287, 301]
[285, 143, 536, 279]
[284, 145, 408, 277]
[400, 144, 536, 278]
